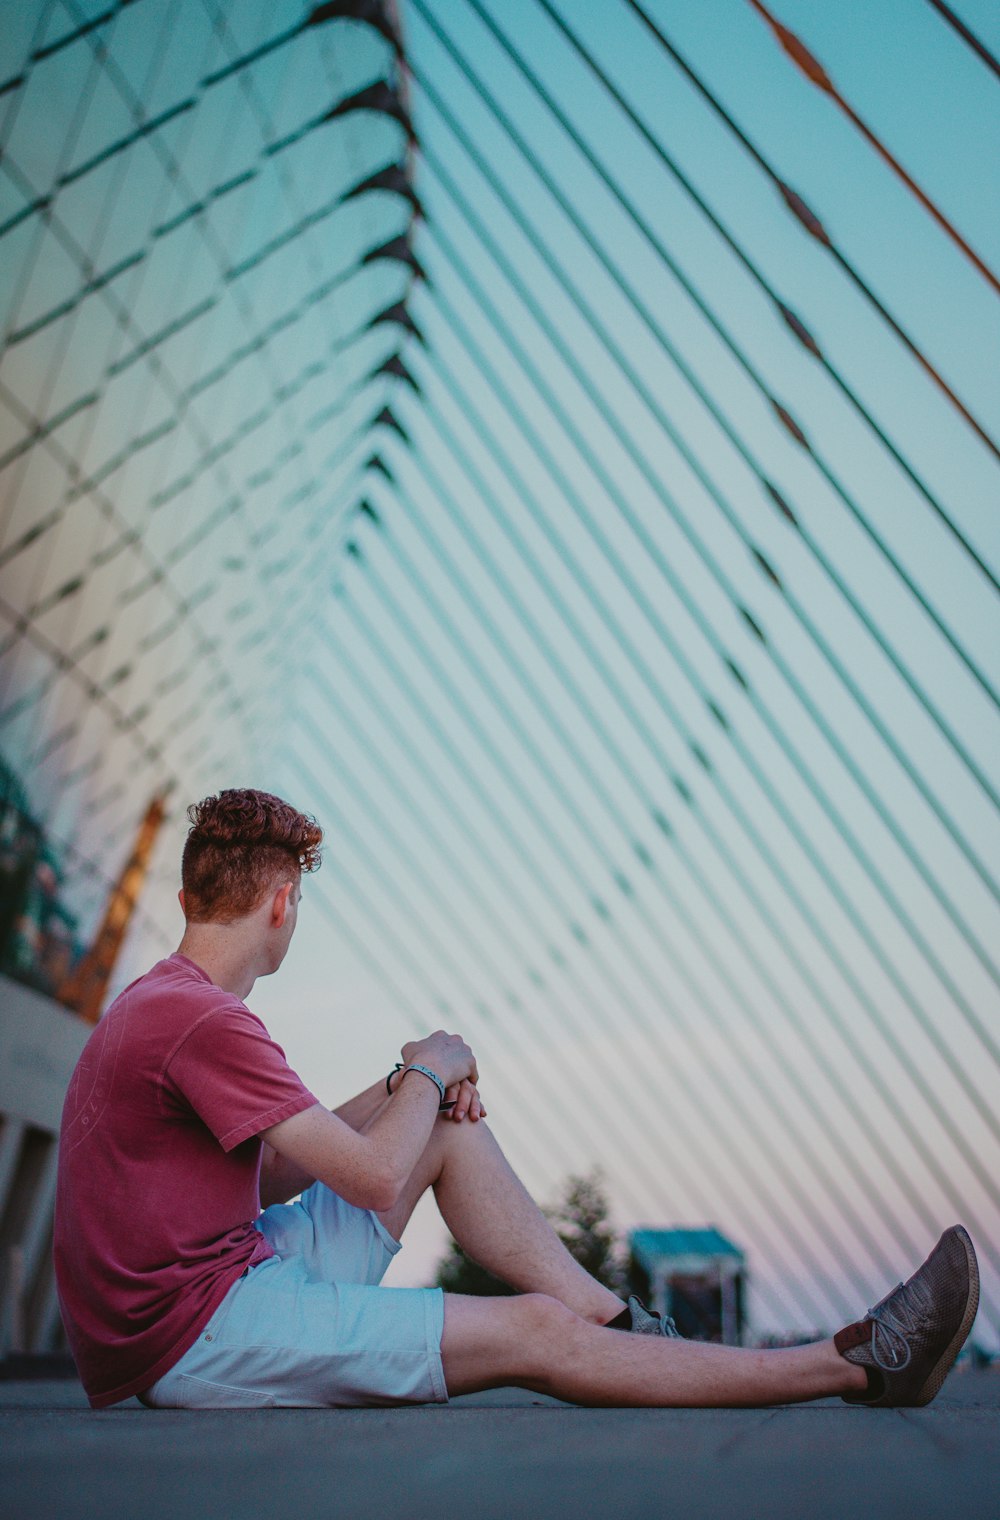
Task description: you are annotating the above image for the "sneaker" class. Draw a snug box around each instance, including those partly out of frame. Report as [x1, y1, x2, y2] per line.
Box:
[835, 1225, 979, 1407]
[627, 1294, 682, 1338]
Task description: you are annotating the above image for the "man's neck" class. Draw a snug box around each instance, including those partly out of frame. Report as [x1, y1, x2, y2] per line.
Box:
[175, 927, 259, 1001]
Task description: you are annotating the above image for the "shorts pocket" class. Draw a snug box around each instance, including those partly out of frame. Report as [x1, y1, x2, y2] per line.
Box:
[174, 1373, 276, 1409]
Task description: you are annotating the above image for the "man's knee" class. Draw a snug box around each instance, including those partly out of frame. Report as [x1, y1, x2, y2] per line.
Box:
[432, 1113, 495, 1173]
[440, 1291, 581, 1396]
[504, 1295, 589, 1392]
[443, 1291, 578, 1359]
[510, 1292, 579, 1340]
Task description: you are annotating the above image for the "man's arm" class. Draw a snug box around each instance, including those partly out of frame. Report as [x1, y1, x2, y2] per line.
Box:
[259, 1060, 489, 1209]
[260, 1077, 401, 1208]
[260, 1031, 477, 1212]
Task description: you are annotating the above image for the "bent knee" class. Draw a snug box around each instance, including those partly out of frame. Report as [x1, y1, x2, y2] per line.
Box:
[438, 1112, 493, 1146]
[440, 1291, 585, 1397]
[506, 1295, 595, 1394]
[431, 1111, 499, 1177]
[513, 1292, 578, 1338]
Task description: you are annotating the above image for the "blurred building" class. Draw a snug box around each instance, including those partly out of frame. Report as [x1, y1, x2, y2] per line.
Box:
[629, 1227, 746, 1344]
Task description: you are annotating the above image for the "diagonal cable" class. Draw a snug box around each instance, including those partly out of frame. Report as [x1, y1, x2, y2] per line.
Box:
[389, 409, 1000, 1283]
[417, 222, 1000, 1072]
[412, 112, 1000, 899]
[744, 0, 1000, 295]
[312, 589, 870, 1322]
[410, 0, 1000, 614]
[405, 305, 1000, 1217]
[925, 0, 1000, 78]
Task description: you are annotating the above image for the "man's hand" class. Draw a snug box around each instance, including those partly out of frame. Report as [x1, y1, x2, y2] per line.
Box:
[389, 1032, 484, 1119]
[442, 1077, 486, 1123]
[400, 1031, 478, 1090]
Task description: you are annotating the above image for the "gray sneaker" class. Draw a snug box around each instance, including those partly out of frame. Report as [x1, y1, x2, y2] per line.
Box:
[835, 1225, 979, 1407]
[627, 1294, 682, 1338]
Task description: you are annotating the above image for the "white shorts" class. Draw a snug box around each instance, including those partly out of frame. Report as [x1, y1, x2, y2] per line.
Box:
[141, 1183, 448, 1408]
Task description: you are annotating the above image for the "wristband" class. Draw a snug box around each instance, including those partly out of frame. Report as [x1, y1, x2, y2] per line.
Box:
[401, 1063, 447, 1103]
[387, 1062, 455, 1109]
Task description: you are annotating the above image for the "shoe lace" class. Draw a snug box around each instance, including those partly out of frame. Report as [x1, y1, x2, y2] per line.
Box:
[865, 1274, 932, 1372]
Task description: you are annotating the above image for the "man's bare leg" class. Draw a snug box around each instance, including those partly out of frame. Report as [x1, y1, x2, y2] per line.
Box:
[377, 1116, 624, 1325]
[439, 1293, 869, 1406]
[375, 1111, 973, 1408]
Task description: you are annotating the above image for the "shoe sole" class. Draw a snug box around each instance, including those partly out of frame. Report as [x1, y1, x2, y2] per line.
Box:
[913, 1225, 980, 1406]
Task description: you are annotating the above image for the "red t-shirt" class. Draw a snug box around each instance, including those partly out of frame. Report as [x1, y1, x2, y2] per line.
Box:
[54, 953, 318, 1408]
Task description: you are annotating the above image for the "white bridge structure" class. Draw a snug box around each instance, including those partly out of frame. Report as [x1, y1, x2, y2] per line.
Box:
[1, 0, 997, 1355]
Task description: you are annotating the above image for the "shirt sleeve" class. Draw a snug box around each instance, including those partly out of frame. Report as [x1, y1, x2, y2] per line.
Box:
[165, 1004, 319, 1151]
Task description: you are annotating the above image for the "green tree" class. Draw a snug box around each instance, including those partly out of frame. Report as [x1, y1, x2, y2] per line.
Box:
[547, 1170, 624, 1296]
[434, 1169, 624, 1297]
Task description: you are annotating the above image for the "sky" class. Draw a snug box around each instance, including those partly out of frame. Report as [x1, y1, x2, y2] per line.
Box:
[2, 0, 999, 1341]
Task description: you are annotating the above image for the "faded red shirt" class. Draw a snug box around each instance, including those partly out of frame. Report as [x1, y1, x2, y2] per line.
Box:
[54, 953, 317, 1408]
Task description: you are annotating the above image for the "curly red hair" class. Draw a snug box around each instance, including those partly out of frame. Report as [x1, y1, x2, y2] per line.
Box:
[181, 789, 323, 923]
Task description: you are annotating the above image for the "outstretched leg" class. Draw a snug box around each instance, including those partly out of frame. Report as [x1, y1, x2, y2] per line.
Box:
[375, 1111, 977, 1409]
[440, 1224, 978, 1409]
[377, 1115, 624, 1325]
[439, 1292, 868, 1405]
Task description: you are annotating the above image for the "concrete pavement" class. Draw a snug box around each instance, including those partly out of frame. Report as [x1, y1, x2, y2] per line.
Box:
[2, 1371, 998, 1519]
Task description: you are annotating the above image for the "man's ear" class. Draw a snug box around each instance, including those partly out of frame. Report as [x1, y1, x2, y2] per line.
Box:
[271, 881, 293, 927]
[178, 889, 186, 915]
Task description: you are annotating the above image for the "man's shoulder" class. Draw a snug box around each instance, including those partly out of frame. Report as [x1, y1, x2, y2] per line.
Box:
[101, 955, 254, 1039]
[111, 954, 228, 1005]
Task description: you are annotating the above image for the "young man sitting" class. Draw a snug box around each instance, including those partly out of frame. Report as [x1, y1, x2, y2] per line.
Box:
[55, 788, 979, 1411]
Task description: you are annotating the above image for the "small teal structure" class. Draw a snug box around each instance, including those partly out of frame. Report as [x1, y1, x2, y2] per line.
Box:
[629, 1227, 746, 1344]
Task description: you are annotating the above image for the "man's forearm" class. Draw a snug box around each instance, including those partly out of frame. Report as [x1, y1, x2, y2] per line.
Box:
[259, 1076, 399, 1209]
[262, 1071, 442, 1212]
[260, 1034, 476, 1211]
